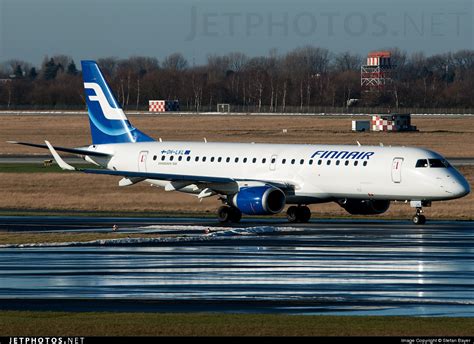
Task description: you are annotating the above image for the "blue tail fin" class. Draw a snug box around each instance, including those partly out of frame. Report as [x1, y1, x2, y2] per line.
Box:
[81, 60, 154, 144]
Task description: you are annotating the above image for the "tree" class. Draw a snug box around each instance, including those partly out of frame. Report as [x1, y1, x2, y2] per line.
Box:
[14, 65, 23, 78]
[162, 53, 188, 71]
[42, 57, 59, 80]
[67, 61, 78, 76]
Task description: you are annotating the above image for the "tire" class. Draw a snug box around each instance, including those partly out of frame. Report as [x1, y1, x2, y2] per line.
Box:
[298, 206, 311, 223]
[217, 206, 232, 223]
[412, 214, 426, 225]
[230, 207, 242, 223]
[287, 206, 298, 223]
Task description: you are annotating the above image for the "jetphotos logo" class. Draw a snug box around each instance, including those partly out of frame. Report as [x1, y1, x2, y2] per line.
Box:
[84, 82, 127, 121]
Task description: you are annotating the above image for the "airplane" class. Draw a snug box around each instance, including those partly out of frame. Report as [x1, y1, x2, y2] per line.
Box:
[8, 60, 470, 225]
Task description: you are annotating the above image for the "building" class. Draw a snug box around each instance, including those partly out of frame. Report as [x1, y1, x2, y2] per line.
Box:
[371, 114, 417, 132]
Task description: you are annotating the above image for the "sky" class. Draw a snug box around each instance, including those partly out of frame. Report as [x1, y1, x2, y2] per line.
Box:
[0, 0, 472, 67]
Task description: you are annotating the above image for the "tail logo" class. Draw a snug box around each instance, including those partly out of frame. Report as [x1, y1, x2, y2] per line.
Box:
[84, 82, 127, 121]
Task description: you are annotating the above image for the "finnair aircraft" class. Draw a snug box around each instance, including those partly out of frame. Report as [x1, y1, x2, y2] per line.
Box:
[10, 61, 470, 225]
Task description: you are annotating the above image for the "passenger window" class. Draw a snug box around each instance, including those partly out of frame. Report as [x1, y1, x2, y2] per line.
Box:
[282, 159, 286, 164]
[363, 161, 367, 166]
[153, 155, 157, 161]
[354, 161, 358, 166]
[309, 159, 313, 165]
[252, 158, 257, 163]
[271, 158, 276, 164]
[202, 157, 206, 162]
[291, 159, 295, 165]
[178, 156, 182, 161]
[262, 158, 266, 164]
[300, 159, 304, 165]
[345, 161, 349, 166]
[170, 156, 174, 161]
[226, 157, 230, 163]
[336, 160, 340, 166]
[161, 156, 166, 161]
[416, 159, 428, 168]
[186, 156, 191, 162]
[327, 160, 331, 165]
[211, 157, 215, 162]
[218, 157, 222, 162]
[318, 160, 322, 165]
[235, 157, 239, 163]
[195, 156, 199, 162]
[243, 158, 248, 163]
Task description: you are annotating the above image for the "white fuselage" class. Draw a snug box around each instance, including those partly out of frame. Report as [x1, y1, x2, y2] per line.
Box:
[88, 141, 470, 204]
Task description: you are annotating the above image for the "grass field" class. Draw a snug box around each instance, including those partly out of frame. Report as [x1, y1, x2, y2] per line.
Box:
[1, 115, 472, 220]
[2, 115, 474, 157]
[0, 165, 472, 220]
[1, 311, 473, 336]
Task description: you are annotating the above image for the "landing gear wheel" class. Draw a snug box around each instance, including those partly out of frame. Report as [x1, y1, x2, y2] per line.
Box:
[217, 206, 242, 223]
[287, 206, 311, 223]
[298, 206, 311, 223]
[412, 214, 426, 225]
[229, 207, 242, 223]
[286, 206, 299, 223]
[412, 207, 427, 225]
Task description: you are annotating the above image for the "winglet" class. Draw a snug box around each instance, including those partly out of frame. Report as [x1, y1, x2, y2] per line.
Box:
[45, 140, 76, 171]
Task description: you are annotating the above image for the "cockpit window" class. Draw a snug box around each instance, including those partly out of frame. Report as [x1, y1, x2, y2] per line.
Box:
[429, 159, 451, 168]
[416, 158, 451, 168]
[416, 159, 428, 168]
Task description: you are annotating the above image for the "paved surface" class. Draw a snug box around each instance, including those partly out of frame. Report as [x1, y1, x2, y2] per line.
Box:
[0, 217, 473, 316]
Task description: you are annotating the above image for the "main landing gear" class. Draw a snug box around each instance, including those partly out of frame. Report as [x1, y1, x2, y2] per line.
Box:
[286, 205, 311, 223]
[217, 205, 242, 223]
[410, 200, 430, 225]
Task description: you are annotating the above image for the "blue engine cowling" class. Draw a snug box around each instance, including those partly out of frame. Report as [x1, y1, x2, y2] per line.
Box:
[231, 186, 286, 215]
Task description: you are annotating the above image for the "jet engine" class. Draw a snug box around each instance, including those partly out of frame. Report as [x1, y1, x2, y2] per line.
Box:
[231, 186, 286, 215]
[338, 199, 390, 215]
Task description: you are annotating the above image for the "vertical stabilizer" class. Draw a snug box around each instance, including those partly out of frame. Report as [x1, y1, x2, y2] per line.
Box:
[81, 60, 154, 144]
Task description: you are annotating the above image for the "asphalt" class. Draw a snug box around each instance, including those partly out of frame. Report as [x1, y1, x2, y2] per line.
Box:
[0, 216, 473, 316]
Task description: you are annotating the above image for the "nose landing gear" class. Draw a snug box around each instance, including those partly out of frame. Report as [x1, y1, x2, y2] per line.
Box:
[410, 200, 431, 225]
[412, 208, 426, 225]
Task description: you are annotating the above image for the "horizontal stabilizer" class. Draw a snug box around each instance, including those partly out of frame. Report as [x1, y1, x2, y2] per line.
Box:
[7, 141, 111, 157]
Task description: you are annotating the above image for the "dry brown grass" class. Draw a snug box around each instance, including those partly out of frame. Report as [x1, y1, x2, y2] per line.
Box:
[0, 166, 472, 220]
[1, 115, 474, 157]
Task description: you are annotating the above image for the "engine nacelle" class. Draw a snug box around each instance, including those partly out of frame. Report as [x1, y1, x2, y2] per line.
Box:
[338, 199, 390, 215]
[231, 186, 286, 215]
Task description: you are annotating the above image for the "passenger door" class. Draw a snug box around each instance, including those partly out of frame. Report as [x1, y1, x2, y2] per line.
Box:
[391, 157, 403, 183]
[138, 151, 148, 172]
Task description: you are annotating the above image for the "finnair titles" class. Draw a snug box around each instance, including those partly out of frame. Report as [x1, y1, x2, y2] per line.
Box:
[9, 61, 470, 225]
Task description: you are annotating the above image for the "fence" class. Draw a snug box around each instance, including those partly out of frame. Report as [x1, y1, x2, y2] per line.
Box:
[0, 104, 473, 115]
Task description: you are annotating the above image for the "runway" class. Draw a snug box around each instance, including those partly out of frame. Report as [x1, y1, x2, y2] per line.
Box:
[0, 217, 473, 317]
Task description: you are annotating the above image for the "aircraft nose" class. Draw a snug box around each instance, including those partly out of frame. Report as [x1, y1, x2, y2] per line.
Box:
[448, 174, 471, 198]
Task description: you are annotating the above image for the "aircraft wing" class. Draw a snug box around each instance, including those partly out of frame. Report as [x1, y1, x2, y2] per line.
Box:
[7, 141, 112, 157]
[81, 167, 236, 184]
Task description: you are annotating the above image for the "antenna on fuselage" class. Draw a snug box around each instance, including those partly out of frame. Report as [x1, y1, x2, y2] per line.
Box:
[356, 141, 361, 147]
[203, 137, 207, 143]
[159, 138, 163, 142]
